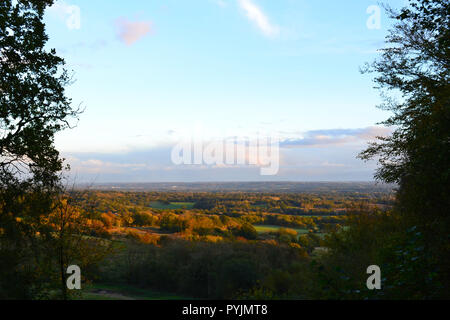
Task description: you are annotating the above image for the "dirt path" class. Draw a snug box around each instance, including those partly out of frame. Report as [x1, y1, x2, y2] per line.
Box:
[88, 289, 136, 300]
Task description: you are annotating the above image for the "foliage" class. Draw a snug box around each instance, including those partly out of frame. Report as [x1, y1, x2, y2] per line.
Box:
[358, 0, 450, 298]
[0, 0, 80, 187]
[97, 239, 308, 299]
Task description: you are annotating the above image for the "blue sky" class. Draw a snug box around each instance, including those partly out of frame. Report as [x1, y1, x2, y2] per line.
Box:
[44, 0, 407, 182]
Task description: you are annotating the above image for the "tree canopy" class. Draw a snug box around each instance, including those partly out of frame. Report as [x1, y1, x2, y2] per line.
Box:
[360, 0, 449, 222]
[358, 0, 449, 298]
[0, 0, 79, 190]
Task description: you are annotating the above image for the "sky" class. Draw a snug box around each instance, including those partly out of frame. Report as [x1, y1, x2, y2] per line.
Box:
[43, 0, 408, 183]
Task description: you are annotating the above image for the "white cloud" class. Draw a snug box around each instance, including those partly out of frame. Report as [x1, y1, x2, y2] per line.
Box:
[66, 156, 150, 175]
[238, 0, 279, 37]
[280, 126, 392, 148]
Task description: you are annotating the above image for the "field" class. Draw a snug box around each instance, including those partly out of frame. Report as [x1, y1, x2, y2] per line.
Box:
[253, 224, 310, 236]
[59, 186, 394, 299]
[149, 201, 195, 210]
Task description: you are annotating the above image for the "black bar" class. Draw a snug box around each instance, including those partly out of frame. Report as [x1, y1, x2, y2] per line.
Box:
[0, 300, 445, 319]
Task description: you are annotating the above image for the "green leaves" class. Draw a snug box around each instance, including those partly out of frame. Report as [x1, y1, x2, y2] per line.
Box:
[360, 0, 450, 217]
[0, 0, 79, 187]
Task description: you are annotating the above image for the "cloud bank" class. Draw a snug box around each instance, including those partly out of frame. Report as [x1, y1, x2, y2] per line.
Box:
[62, 126, 388, 183]
[280, 126, 391, 148]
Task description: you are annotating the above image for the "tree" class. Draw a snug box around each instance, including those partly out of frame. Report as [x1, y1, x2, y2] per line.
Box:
[360, 0, 449, 221]
[47, 190, 114, 300]
[0, 0, 79, 187]
[234, 223, 258, 240]
[0, 0, 80, 299]
[359, 0, 449, 297]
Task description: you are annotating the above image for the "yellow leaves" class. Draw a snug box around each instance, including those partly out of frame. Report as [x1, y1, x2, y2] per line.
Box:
[277, 227, 298, 238]
[236, 236, 248, 242]
[289, 243, 302, 249]
[126, 229, 160, 244]
[204, 235, 223, 243]
[262, 239, 278, 246]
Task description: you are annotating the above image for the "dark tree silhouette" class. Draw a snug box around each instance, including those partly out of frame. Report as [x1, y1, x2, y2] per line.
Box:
[360, 0, 449, 222]
[0, 0, 80, 299]
[360, 0, 449, 297]
[0, 0, 79, 187]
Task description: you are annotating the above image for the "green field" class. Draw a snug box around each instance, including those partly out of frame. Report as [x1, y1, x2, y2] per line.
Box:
[149, 201, 195, 210]
[253, 224, 310, 235]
